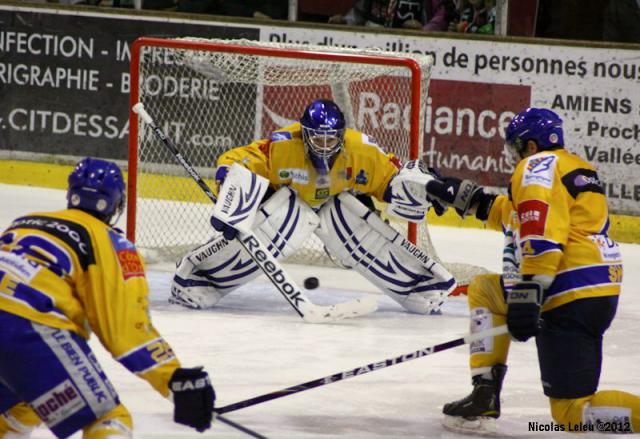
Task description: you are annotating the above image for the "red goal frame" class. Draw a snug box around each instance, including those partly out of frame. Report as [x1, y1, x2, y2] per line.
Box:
[127, 36, 425, 245]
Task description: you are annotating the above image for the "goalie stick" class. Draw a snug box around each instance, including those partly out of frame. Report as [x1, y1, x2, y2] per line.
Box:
[132, 102, 377, 323]
[215, 325, 509, 414]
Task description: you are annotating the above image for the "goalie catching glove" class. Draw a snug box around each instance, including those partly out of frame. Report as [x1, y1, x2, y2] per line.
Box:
[384, 160, 442, 221]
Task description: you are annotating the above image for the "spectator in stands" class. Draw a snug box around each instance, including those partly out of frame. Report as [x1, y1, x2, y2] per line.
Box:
[448, 0, 495, 34]
[176, 0, 219, 13]
[177, 0, 286, 19]
[536, 0, 605, 41]
[328, 0, 451, 32]
[107, 0, 176, 9]
[225, 0, 288, 20]
[58, 0, 101, 4]
[603, 0, 640, 43]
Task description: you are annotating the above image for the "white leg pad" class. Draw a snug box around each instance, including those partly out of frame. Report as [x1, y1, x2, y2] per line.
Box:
[171, 187, 319, 309]
[315, 192, 455, 314]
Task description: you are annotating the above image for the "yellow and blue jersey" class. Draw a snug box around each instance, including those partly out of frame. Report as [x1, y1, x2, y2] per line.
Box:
[487, 149, 621, 311]
[0, 209, 180, 397]
[216, 123, 402, 207]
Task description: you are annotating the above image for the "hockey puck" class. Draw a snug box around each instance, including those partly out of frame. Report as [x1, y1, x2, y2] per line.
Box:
[303, 276, 319, 290]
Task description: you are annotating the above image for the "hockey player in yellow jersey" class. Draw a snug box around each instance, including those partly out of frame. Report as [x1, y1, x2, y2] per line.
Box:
[0, 158, 215, 438]
[424, 107, 639, 434]
[171, 99, 456, 314]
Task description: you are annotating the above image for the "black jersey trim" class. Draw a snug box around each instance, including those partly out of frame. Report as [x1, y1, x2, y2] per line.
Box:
[5, 215, 96, 270]
[561, 169, 604, 199]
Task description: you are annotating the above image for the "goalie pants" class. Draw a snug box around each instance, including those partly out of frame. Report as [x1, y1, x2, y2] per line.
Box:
[0, 310, 132, 438]
[468, 274, 640, 432]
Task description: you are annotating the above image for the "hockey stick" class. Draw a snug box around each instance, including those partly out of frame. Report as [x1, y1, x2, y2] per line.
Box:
[215, 324, 509, 414]
[217, 414, 268, 439]
[132, 102, 377, 323]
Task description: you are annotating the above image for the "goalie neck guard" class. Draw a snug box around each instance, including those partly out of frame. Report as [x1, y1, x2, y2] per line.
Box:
[300, 99, 346, 175]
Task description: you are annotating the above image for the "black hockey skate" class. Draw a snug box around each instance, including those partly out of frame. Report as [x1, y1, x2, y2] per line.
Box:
[442, 364, 507, 435]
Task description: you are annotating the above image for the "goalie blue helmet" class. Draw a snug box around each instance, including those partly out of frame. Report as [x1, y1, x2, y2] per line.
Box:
[300, 99, 346, 174]
[67, 157, 126, 224]
[505, 107, 564, 160]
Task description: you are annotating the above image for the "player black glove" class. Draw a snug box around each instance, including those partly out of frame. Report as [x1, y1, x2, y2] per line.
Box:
[506, 281, 543, 342]
[425, 176, 495, 219]
[422, 167, 447, 216]
[170, 367, 215, 432]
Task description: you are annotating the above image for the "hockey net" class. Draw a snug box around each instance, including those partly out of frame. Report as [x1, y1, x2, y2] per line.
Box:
[127, 37, 487, 287]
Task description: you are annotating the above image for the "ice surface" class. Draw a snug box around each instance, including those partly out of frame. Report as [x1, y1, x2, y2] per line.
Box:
[0, 183, 637, 438]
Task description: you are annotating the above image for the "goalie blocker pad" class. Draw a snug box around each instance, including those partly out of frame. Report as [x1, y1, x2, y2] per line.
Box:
[212, 162, 270, 234]
[316, 192, 456, 314]
[171, 187, 320, 308]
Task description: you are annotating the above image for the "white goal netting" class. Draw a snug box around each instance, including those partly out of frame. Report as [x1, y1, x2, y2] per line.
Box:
[128, 37, 487, 285]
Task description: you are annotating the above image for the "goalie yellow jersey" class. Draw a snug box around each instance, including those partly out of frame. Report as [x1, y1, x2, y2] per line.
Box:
[486, 149, 622, 311]
[0, 209, 180, 397]
[216, 123, 402, 207]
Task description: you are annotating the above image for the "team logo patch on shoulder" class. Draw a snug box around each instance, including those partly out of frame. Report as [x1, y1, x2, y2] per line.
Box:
[108, 230, 144, 280]
[355, 169, 368, 185]
[522, 155, 557, 188]
[271, 131, 292, 141]
[517, 200, 549, 237]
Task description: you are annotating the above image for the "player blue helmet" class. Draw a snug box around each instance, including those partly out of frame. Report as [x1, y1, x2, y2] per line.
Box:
[505, 108, 564, 161]
[67, 157, 126, 224]
[300, 99, 346, 174]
